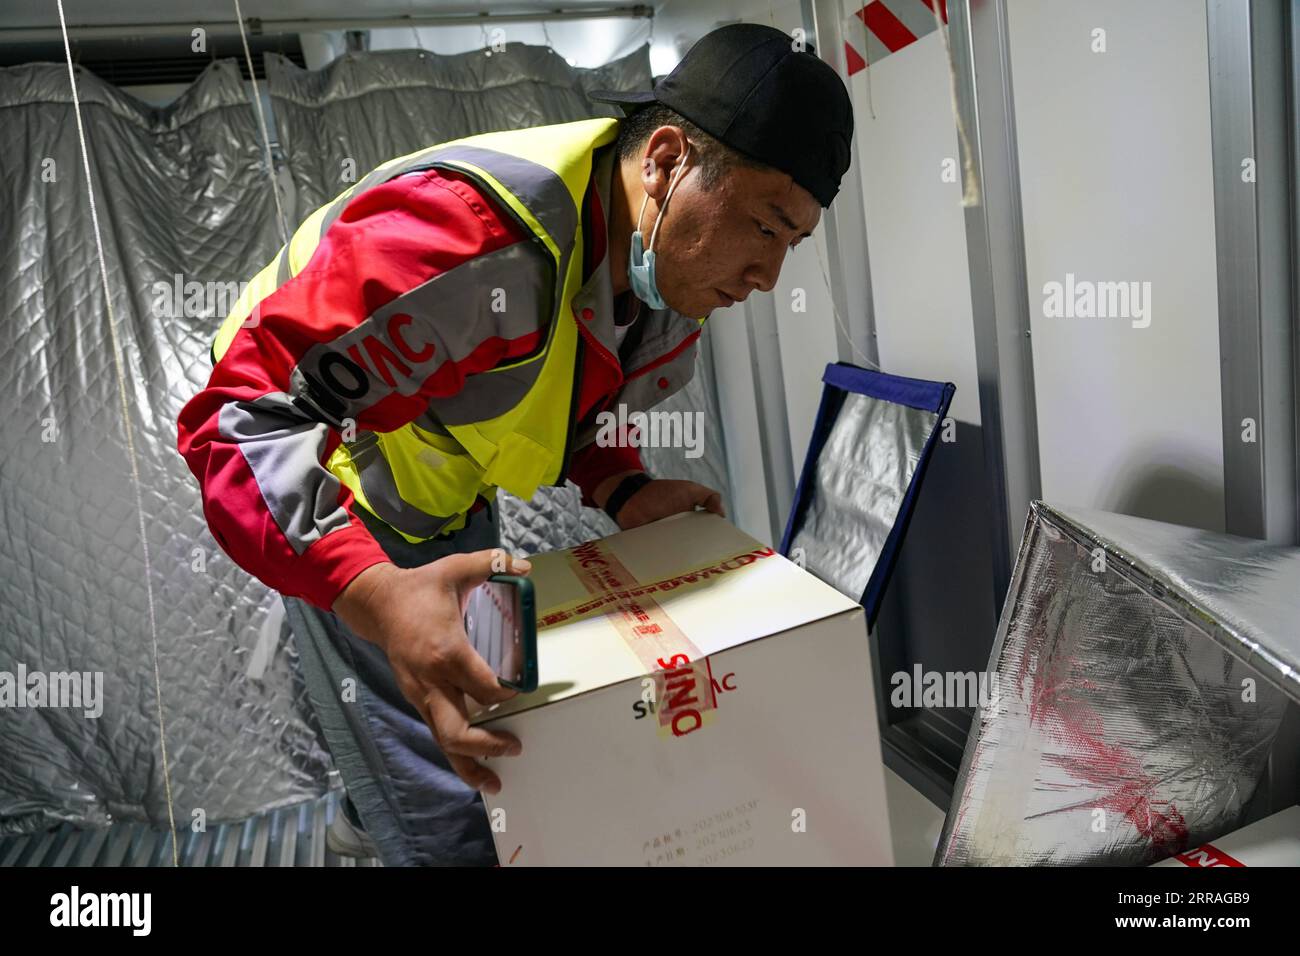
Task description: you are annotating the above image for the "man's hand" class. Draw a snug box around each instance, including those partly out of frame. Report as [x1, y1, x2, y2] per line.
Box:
[332, 550, 532, 796]
[595, 469, 726, 530]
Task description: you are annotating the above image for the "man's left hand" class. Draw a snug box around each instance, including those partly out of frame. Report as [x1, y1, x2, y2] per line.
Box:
[610, 475, 726, 530]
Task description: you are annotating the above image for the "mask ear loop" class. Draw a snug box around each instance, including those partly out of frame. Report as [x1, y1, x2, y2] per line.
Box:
[636, 190, 652, 236]
[643, 142, 692, 254]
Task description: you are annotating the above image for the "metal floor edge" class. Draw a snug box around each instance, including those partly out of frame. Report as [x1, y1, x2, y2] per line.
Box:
[0, 790, 382, 867]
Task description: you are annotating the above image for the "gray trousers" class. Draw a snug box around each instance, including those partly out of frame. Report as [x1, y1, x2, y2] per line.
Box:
[283, 503, 501, 867]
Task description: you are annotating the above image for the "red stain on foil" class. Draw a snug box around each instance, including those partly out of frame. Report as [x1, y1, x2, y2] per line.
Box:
[1017, 643, 1189, 856]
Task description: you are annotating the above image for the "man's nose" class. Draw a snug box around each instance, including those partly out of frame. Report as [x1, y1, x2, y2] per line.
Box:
[743, 248, 786, 294]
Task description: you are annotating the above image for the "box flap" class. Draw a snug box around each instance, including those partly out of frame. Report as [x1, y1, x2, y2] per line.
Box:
[470, 511, 862, 723]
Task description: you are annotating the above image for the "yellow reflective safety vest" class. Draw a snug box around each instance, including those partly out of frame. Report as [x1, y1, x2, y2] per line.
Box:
[211, 118, 623, 543]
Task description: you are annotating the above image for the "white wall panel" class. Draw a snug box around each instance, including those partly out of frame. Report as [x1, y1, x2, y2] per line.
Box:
[1008, 0, 1225, 531]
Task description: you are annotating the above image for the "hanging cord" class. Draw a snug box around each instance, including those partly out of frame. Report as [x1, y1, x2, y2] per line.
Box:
[234, 0, 290, 244]
[931, 0, 980, 206]
[54, 0, 179, 866]
[812, 233, 881, 371]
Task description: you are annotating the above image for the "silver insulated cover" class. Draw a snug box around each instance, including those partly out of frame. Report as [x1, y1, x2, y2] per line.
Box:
[936, 502, 1298, 866]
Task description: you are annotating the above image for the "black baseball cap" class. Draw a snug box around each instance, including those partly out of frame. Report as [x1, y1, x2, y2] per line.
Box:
[589, 23, 854, 207]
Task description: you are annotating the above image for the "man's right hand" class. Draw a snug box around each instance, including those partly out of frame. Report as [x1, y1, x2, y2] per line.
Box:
[331, 550, 532, 795]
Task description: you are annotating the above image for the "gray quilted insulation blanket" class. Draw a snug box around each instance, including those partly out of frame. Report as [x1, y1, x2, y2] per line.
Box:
[0, 43, 730, 833]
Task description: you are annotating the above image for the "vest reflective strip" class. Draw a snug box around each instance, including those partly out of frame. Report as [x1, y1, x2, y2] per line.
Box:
[314, 147, 455, 240]
[422, 146, 577, 260]
[211, 253, 287, 363]
[275, 245, 292, 287]
[339, 432, 457, 539]
[363, 144, 580, 370]
[314, 142, 581, 258]
[425, 355, 550, 426]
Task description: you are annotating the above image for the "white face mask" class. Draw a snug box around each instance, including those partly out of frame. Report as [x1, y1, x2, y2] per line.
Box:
[627, 142, 693, 310]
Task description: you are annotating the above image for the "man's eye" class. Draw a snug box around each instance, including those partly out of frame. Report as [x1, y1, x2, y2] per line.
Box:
[757, 222, 776, 238]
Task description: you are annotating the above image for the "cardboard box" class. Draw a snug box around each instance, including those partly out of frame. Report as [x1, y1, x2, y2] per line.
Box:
[471, 511, 894, 866]
[1153, 806, 1300, 867]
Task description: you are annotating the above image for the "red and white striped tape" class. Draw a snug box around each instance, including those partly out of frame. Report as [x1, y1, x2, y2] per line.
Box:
[844, 0, 949, 75]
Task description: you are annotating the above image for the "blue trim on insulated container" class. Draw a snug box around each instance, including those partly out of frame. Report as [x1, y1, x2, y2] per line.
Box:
[779, 362, 956, 625]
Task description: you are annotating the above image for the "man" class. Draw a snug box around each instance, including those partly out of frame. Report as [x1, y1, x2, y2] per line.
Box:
[177, 23, 853, 866]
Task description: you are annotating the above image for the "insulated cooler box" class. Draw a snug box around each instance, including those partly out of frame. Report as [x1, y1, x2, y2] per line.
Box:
[936, 502, 1300, 866]
[473, 363, 956, 866]
[472, 511, 893, 866]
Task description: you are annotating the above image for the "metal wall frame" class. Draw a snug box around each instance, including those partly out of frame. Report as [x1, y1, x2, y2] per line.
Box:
[1206, 0, 1298, 545]
[1206, 0, 1300, 819]
[743, 292, 798, 545]
[1293, 1, 1300, 545]
[949, 0, 1042, 615]
[807, 0, 881, 370]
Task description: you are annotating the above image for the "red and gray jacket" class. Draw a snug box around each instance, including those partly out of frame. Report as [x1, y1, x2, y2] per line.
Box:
[177, 118, 704, 611]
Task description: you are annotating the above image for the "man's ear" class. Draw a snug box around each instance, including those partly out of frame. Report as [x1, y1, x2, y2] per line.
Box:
[641, 126, 689, 201]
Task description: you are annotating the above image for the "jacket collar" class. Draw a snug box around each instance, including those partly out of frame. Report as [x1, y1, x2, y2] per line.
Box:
[569, 142, 704, 381]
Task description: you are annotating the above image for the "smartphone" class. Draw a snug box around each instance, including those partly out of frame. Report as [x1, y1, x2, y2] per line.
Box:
[463, 574, 538, 692]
